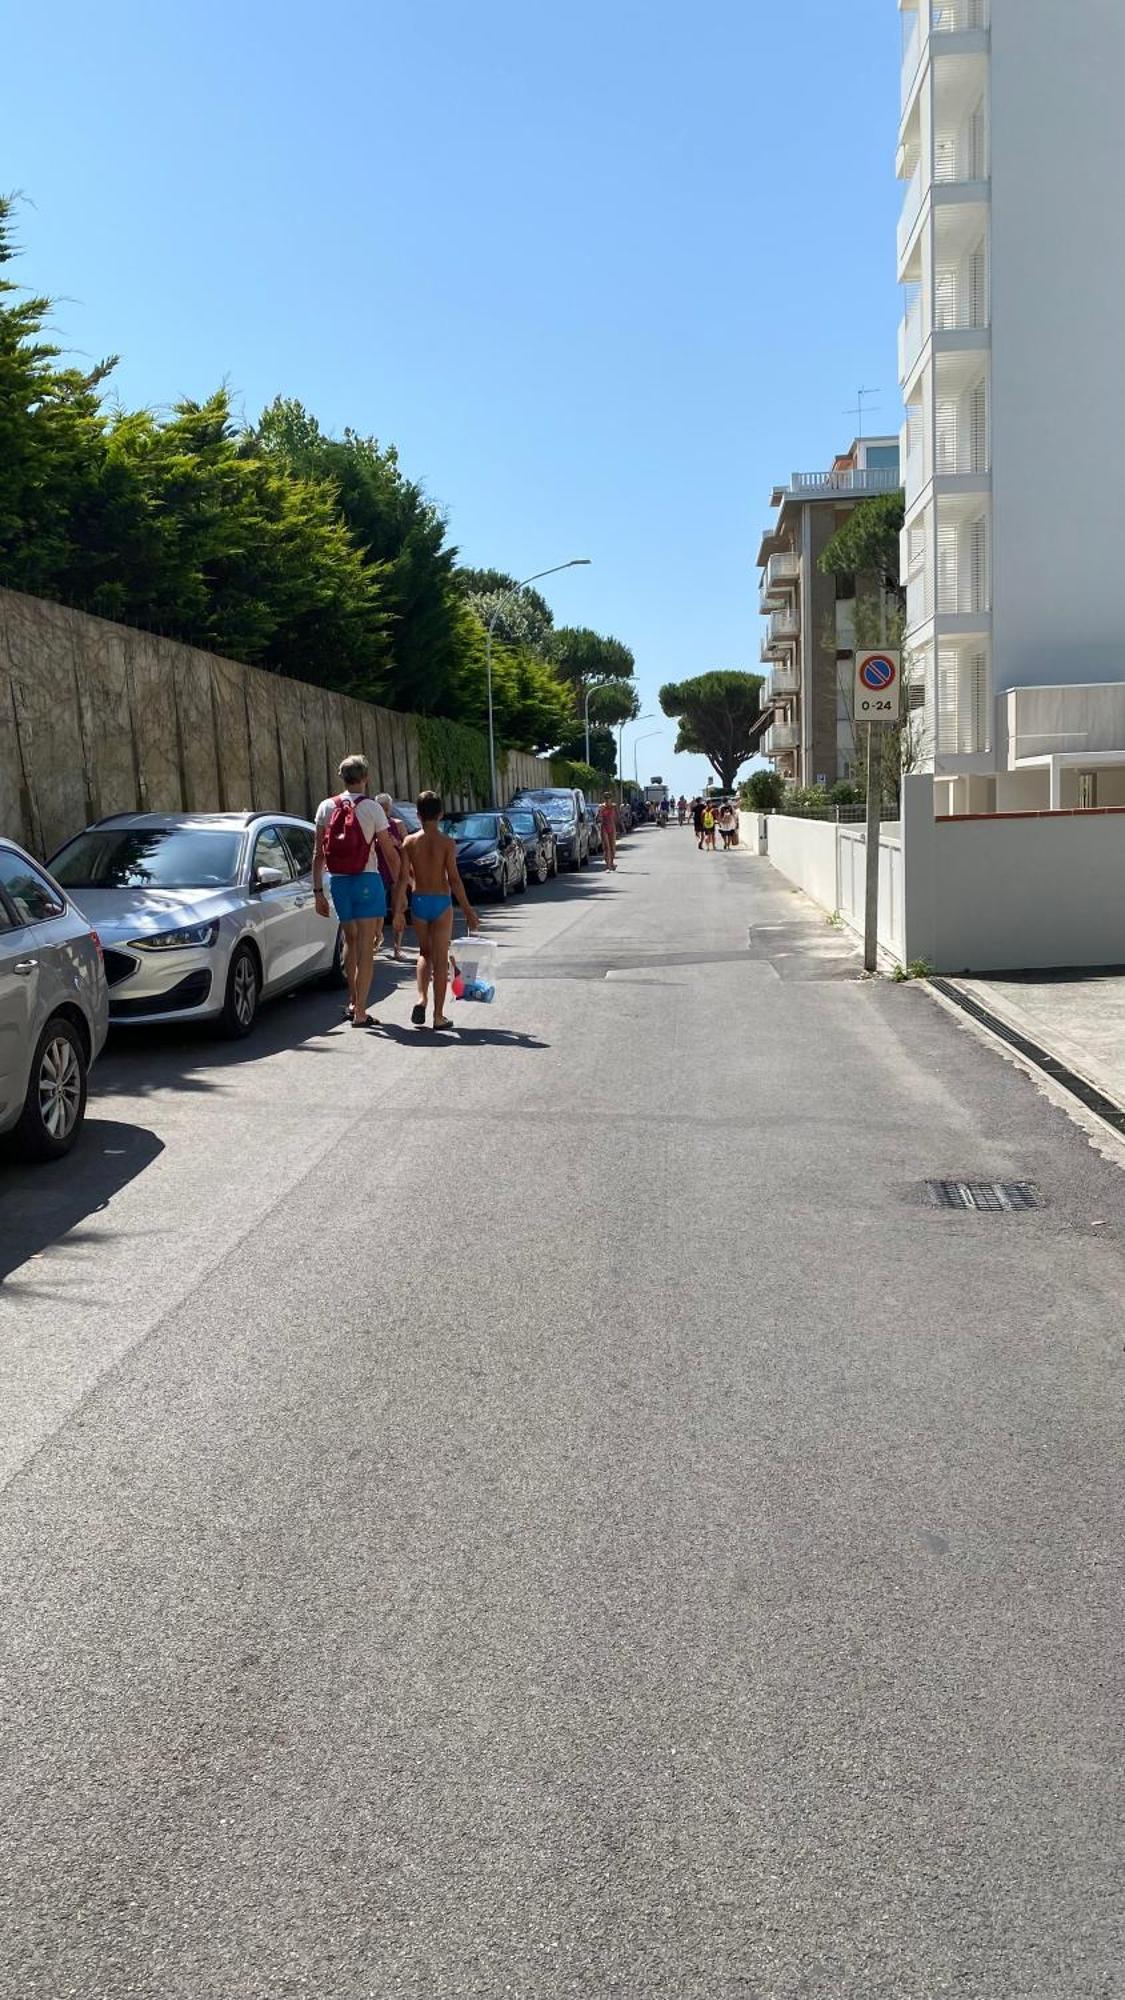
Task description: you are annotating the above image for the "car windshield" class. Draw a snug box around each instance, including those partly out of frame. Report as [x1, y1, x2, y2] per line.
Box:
[51, 826, 243, 890]
[542, 802, 576, 824]
[391, 802, 420, 831]
[444, 815, 499, 841]
[506, 813, 536, 833]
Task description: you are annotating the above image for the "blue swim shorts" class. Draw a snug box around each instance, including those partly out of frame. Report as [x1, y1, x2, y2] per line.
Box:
[329, 872, 387, 922]
[412, 892, 453, 923]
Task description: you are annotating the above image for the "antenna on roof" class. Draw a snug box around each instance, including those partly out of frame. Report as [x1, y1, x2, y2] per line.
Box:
[846, 387, 882, 441]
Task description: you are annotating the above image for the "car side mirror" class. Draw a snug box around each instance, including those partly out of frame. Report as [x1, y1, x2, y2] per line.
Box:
[254, 865, 287, 891]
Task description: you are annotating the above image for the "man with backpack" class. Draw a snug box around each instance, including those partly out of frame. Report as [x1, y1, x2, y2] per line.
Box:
[313, 754, 402, 1028]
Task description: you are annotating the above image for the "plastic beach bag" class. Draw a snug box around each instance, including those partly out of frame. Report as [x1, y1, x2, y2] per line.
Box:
[455, 934, 496, 1002]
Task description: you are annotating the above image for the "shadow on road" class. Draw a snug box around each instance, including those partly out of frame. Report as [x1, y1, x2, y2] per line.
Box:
[375, 1023, 549, 1051]
[0, 1117, 165, 1284]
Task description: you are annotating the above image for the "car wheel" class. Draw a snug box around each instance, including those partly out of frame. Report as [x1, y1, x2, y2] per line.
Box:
[220, 942, 261, 1038]
[13, 1014, 88, 1161]
[517, 861, 528, 894]
[536, 852, 548, 884]
[497, 870, 509, 901]
[580, 844, 589, 868]
[551, 848, 559, 876]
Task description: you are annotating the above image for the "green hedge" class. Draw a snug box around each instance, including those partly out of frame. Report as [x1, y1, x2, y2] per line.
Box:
[415, 715, 492, 801]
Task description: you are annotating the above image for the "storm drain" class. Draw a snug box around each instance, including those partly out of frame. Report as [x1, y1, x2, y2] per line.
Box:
[925, 1180, 1041, 1212]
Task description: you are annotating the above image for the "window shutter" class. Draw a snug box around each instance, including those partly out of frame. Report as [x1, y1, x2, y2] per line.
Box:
[970, 379, 989, 474]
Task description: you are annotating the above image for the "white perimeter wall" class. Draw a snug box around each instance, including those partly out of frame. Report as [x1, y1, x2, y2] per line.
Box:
[990, 0, 1125, 693]
[763, 779, 1125, 972]
[763, 815, 839, 917]
[933, 814, 1125, 972]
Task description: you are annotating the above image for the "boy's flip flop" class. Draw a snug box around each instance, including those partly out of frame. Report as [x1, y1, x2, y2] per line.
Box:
[432, 1016, 455, 1032]
[351, 1014, 380, 1028]
[411, 1003, 427, 1027]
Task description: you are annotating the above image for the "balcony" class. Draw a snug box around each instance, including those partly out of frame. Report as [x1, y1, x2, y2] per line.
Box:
[769, 607, 799, 644]
[767, 550, 800, 591]
[898, 292, 926, 381]
[767, 722, 800, 756]
[901, 12, 922, 102]
[897, 164, 924, 266]
[784, 467, 901, 500]
[768, 663, 800, 700]
[932, 0, 989, 32]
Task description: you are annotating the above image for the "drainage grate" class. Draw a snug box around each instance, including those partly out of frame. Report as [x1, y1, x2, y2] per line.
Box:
[926, 1180, 1041, 1212]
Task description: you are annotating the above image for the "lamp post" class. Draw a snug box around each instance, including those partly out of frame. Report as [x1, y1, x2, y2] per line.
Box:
[633, 730, 660, 786]
[486, 559, 591, 807]
[619, 712, 653, 794]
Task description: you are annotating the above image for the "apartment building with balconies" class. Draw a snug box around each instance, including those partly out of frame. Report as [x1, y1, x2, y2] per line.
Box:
[897, 0, 1125, 813]
[757, 438, 901, 787]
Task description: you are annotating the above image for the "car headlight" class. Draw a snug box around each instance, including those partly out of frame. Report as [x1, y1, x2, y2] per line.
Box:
[479, 850, 501, 867]
[129, 920, 221, 951]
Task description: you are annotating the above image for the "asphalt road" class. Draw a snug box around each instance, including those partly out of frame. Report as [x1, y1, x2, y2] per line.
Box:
[2, 824, 1124, 1999]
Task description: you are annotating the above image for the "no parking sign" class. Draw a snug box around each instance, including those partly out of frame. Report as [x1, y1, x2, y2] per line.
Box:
[854, 650, 902, 724]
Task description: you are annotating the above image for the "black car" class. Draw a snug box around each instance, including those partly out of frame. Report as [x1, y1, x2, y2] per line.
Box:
[503, 806, 558, 884]
[443, 812, 527, 900]
[507, 787, 589, 869]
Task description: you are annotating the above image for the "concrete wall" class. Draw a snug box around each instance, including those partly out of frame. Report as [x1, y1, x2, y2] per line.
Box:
[763, 814, 841, 920]
[930, 811, 1125, 973]
[0, 590, 551, 857]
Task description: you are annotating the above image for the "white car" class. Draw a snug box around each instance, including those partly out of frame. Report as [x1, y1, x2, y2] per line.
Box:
[0, 837, 109, 1159]
[49, 812, 342, 1037]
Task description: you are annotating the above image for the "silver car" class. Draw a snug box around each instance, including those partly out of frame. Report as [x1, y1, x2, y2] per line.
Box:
[49, 812, 342, 1038]
[0, 837, 109, 1159]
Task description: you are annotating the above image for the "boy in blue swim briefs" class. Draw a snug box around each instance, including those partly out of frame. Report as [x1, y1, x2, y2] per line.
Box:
[394, 791, 479, 1030]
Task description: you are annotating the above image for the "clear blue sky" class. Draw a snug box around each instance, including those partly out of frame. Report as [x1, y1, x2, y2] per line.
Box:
[6, 0, 902, 796]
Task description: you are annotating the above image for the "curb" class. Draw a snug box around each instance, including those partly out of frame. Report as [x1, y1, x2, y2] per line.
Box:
[929, 977, 1125, 1143]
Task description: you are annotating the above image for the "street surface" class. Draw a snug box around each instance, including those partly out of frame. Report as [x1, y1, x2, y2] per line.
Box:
[2, 825, 1124, 1998]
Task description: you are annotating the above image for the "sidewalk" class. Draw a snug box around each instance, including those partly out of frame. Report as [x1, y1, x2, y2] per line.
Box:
[944, 968, 1125, 1111]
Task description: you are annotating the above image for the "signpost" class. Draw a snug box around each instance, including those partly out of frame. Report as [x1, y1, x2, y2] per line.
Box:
[854, 651, 902, 973]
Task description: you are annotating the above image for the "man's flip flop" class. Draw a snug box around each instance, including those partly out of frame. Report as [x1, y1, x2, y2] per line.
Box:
[432, 1016, 455, 1032]
[351, 1014, 379, 1028]
[411, 1003, 427, 1027]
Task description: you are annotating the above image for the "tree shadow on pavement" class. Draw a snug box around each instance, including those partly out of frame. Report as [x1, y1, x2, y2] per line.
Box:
[0, 1117, 165, 1284]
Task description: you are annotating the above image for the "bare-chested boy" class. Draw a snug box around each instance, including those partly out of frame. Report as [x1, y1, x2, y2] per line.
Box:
[394, 791, 479, 1030]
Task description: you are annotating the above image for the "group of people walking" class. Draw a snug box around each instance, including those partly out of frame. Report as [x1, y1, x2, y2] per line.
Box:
[690, 797, 739, 851]
[312, 753, 478, 1034]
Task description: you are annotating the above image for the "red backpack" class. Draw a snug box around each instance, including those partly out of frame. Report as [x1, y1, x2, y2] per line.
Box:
[323, 793, 375, 875]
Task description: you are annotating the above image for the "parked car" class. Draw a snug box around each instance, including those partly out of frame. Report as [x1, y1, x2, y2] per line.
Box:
[507, 787, 590, 869]
[616, 798, 634, 834]
[584, 803, 602, 856]
[0, 836, 109, 1160]
[442, 812, 527, 900]
[48, 811, 342, 1039]
[504, 806, 558, 884]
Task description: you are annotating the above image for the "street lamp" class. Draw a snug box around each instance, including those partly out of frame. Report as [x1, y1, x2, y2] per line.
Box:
[486, 559, 591, 806]
[633, 730, 661, 786]
[619, 711, 653, 783]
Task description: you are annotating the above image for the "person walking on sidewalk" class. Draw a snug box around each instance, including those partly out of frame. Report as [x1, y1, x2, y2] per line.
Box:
[597, 793, 618, 871]
[374, 792, 407, 958]
[394, 791, 479, 1030]
[313, 754, 401, 1028]
[692, 797, 706, 849]
[702, 803, 716, 850]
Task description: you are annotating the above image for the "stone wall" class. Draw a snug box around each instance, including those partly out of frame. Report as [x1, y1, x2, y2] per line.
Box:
[0, 590, 550, 857]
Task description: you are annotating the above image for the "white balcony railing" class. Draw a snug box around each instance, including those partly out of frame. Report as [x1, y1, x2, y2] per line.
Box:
[898, 293, 926, 380]
[901, 14, 922, 99]
[932, 0, 988, 32]
[897, 164, 924, 265]
[769, 607, 800, 643]
[788, 466, 901, 499]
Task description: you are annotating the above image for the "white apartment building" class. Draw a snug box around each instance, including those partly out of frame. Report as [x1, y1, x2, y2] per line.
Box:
[897, 0, 1125, 814]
